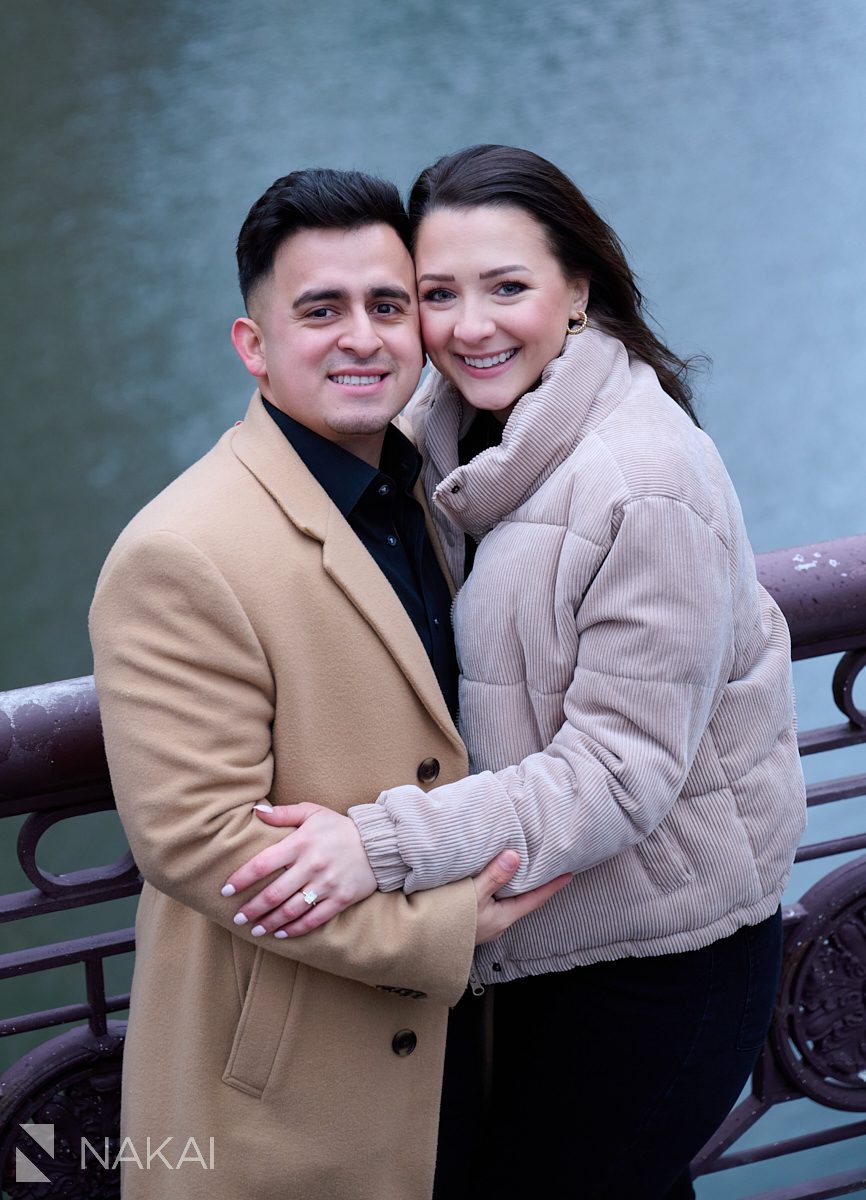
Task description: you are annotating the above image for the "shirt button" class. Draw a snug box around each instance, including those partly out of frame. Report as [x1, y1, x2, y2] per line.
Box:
[387, 535, 398, 546]
[392, 1029, 417, 1057]
[378, 483, 391, 496]
[492, 962, 502, 973]
[433, 617, 440, 627]
[417, 757, 440, 783]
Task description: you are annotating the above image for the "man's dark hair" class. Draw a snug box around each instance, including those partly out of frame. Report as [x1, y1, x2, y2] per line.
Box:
[236, 168, 410, 310]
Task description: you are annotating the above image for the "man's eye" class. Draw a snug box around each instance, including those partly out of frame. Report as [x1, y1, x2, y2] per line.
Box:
[308, 307, 334, 319]
[373, 303, 399, 315]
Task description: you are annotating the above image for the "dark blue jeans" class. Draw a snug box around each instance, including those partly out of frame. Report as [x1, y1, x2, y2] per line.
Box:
[435, 909, 782, 1199]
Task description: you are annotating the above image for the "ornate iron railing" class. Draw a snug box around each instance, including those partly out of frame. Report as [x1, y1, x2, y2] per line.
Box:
[691, 535, 866, 1199]
[0, 534, 865, 1198]
[0, 678, 137, 1196]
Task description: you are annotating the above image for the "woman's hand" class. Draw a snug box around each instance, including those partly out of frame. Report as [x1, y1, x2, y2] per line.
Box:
[221, 804, 573, 944]
[220, 803, 377, 938]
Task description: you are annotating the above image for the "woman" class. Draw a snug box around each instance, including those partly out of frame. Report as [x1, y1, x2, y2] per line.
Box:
[225, 145, 807, 1198]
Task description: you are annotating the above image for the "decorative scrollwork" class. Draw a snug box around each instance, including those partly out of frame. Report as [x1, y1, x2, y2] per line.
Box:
[0, 1025, 124, 1198]
[773, 855, 866, 1109]
[832, 649, 866, 729]
[16, 801, 139, 899]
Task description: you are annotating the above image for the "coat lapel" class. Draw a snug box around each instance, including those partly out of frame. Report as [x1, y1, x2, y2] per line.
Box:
[230, 393, 462, 750]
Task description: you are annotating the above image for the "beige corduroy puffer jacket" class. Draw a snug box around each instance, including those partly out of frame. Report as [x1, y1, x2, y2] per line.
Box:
[350, 325, 807, 985]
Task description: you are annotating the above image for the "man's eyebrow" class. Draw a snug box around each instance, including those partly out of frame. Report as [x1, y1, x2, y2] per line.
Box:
[292, 288, 346, 310]
[292, 285, 412, 309]
[369, 286, 412, 303]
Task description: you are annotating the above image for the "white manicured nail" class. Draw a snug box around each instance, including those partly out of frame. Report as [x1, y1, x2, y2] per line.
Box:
[274, 930, 289, 939]
[251, 925, 266, 937]
[221, 883, 236, 897]
[233, 913, 248, 926]
[254, 803, 274, 813]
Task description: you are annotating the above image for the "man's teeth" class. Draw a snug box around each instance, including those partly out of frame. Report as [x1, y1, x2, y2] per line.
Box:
[332, 374, 383, 386]
[462, 350, 517, 369]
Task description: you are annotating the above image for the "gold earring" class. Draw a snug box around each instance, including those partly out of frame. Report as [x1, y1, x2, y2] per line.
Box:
[567, 311, 588, 335]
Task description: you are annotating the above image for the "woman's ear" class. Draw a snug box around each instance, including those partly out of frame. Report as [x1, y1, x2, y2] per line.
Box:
[570, 273, 590, 316]
[231, 317, 268, 379]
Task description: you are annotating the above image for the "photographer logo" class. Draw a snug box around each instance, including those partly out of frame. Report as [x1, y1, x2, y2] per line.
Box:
[16, 1124, 54, 1183]
[13, 1123, 215, 1181]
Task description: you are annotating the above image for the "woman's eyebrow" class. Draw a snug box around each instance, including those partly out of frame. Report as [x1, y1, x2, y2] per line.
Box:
[479, 264, 530, 279]
[417, 265, 531, 285]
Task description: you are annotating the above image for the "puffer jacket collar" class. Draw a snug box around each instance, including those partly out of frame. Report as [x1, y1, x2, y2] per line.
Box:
[413, 325, 631, 542]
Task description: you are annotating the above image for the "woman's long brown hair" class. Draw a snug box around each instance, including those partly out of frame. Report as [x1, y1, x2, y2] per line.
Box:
[409, 144, 701, 425]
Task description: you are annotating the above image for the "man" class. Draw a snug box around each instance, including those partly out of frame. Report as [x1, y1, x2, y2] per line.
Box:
[90, 169, 561, 1200]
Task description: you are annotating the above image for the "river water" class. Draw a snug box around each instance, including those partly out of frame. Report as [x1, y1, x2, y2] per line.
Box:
[1, 1, 866, 1193]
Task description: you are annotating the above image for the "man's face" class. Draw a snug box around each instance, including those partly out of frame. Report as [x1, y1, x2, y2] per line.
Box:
[232, 223, 423, 463]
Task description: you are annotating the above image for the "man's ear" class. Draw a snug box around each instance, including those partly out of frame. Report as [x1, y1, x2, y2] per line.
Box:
[231, 317, 267, 379]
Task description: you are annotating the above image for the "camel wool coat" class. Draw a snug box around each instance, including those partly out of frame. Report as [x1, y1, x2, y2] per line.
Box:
[89, 393, 476, 1200]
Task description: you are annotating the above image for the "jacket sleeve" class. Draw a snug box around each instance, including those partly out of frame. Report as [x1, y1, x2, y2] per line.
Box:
[351, 496, 737, 896]
[89, 529, 476, 1004]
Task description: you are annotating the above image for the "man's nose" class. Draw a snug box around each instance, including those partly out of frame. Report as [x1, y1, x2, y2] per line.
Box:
[337, 311, 384, 358]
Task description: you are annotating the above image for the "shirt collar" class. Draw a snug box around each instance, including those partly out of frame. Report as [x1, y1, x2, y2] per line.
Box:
[263, 398, 421, 517]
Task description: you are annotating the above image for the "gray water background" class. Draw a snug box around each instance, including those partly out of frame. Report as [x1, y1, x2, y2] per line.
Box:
[1, 1, 865, 1193]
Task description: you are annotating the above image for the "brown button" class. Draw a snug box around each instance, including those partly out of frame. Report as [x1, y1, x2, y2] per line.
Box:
[392, 1029, 417, 1057]
[417, 757, 440, 784]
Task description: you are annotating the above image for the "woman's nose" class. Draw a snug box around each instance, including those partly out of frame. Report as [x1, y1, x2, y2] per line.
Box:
[453, 304, 496, 345]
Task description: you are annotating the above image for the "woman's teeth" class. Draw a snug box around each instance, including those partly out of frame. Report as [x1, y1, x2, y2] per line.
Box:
[332, 374, 383, 386]
[461, 349, 517, 369]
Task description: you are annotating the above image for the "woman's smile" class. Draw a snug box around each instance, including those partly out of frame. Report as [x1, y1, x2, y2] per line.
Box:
[457, 347, 520, 373]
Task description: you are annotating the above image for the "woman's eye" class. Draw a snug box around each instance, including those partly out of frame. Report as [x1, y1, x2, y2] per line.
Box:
[421, 288, 455, 303]
[496, 281, 527, 297]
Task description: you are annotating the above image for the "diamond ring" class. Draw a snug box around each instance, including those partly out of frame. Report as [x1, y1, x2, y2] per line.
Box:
[302, 888, 318, 907]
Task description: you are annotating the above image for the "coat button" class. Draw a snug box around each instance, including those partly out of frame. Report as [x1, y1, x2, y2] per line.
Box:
[392, 1029, 417, 1057]
[417, 757, 440, 783]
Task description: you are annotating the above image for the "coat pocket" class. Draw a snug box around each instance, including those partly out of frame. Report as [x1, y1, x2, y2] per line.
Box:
[634, 822, 694, 895]
[222, 947, 299, 1099]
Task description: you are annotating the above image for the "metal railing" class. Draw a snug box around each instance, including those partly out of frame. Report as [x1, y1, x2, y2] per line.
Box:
[1, 534, 866, 1198]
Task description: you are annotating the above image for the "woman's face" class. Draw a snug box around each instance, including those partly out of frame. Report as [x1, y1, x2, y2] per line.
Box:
[415, 204, 588, 421]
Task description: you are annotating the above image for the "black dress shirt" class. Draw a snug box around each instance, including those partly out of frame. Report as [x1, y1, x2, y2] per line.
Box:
[458, 409, 505, 577]
[264, 399, 458, 718]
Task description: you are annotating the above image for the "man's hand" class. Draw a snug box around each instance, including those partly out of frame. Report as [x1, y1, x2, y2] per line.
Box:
[473, 850, 572, 945]
[220, 803, 377, 938]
